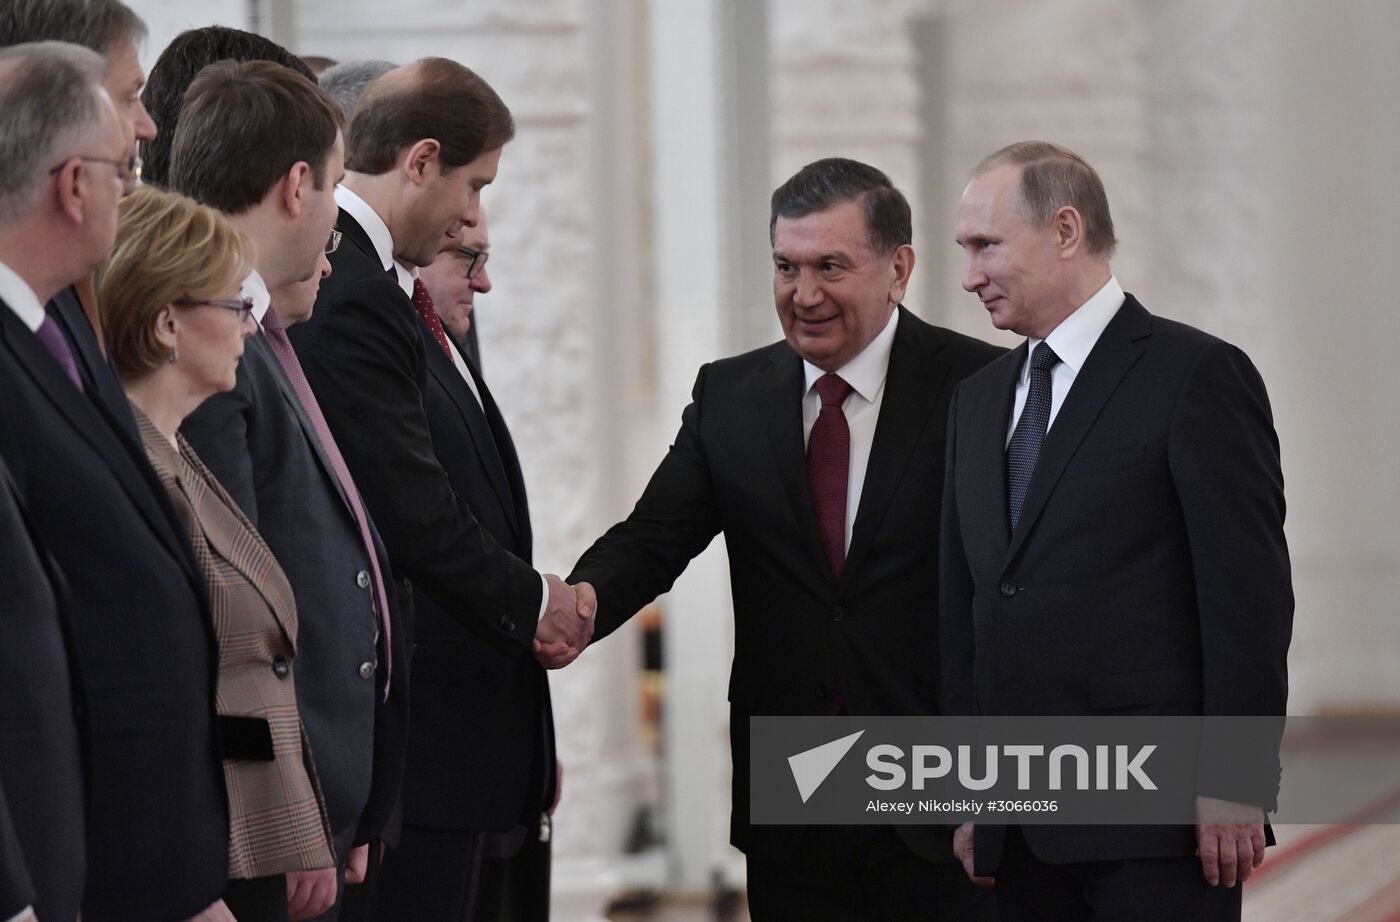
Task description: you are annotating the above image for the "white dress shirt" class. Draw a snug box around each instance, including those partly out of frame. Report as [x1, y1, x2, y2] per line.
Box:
[335, 185, 416, 298]
[241, 267, 272, 327]
[801, 308, 900, 553]
[0, 259, 46, 332]
[1006, 276, 1125, 444]
[334, 187, 545, 615]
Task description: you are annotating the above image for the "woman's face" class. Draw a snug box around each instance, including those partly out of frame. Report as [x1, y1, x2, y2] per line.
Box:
[172, 274, 256, 396]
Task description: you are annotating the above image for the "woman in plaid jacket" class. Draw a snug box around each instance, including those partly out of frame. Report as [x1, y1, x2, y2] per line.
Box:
[100, 186, 336, 921]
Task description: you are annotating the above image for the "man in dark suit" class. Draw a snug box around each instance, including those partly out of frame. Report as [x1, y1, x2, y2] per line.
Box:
[0, 458, 83, 922]
[942, 141, 1293, 920]
[567, 159, 1002, 920]
[288, 59, 590, 919]
[0, 42, 227, 922]
[167, 60, 407, 919]
[0, 0, 158, 446]
[376, 209, 556, 921]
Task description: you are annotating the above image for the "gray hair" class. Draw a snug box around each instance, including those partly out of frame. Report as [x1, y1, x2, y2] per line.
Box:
[973, 140, 1118, 257]
[0, 41, 108, 223]
[318, 58, 396, 120]
[0, 0, 147, 57]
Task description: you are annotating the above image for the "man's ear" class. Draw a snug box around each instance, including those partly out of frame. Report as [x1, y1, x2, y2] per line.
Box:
[52, 159, 86, 225]
[889, 243, 916, 304]
[402, 138, 442, 185]
[1053, 205, 1086, 259]
[280, 161, 314, 219]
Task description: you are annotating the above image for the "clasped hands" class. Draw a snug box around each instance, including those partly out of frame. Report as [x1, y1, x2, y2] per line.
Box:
[533, 574, 596, 669]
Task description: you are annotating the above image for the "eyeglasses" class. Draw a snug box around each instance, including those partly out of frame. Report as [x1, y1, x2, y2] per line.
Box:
[457, 245, 488, 279]
[326, 229, 342, 255]
[49, 153, 142, 195]
[175, 297, 256, 320]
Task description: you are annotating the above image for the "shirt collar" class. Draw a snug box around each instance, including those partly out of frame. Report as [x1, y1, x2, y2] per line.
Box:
[803, 307, 900, 403]
[0, 259, 47, 332]
[241, 268, 272, 325]
[1025, 275, 1124, 379]
[335, 184, 416, 298]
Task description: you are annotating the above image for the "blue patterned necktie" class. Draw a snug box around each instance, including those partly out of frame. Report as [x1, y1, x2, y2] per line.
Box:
[1007, 342, 1060, 530]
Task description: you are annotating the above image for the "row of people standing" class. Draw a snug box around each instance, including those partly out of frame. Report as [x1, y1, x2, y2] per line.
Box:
[0, 4, 571, 920]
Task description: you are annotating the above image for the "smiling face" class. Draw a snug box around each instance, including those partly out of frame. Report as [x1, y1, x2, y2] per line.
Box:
[772, 197, 913, 372]
[955, 163, 1070, 339]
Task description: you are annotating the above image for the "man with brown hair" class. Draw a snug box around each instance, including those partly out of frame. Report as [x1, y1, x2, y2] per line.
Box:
[287, 59, 581, 920]
[170, 58, 409, 921]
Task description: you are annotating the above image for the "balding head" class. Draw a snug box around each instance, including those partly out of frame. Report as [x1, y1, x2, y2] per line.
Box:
[345, 57, 513, 176]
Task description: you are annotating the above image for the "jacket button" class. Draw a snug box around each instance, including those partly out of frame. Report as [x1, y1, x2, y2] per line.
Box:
[272, 656, 290, 679]
[358, 661, 375, 680]
[817, 683, 831, 700]
[500, 615, 517, 633]
[832, 605, 844, 622]
[1000, 582, 1018, 598]
[356, 570, 371, 589]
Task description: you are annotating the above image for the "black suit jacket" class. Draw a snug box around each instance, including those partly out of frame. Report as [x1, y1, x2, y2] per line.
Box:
[402, 335, 557, 832]
[939, 295, 1293, 870]
[569, 308, 1002, 860]
[0, 457, 84, 922]
[46, 285, 141, 445]
[181, 329, 408, 854]
[288, 209, 543, 651]
[0, 302, 227, 921]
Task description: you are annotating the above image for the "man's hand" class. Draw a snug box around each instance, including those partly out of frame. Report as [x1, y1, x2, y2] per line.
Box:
[953, 822, 995, 888]
[550, 758, 564, 814]
[344, 843, 370, 885]
[286, 867, 338, 920]
[1195, 795, 1266, 887]
[532, 576, 596, 669]
[186, 900, 237, 922]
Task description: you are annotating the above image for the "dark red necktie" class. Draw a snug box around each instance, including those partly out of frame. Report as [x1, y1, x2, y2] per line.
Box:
[808, 373, 854, 579]
[411, 279, 453, 359]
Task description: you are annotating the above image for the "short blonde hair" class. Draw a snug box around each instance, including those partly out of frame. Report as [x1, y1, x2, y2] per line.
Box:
[98, 185, 252, 380]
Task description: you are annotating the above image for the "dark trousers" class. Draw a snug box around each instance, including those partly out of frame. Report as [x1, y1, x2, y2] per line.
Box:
[224, 875, 289, 922]
[745, 827, 993, 922]
[993, 826, 1243, 921]
[374, 822, 551, 922]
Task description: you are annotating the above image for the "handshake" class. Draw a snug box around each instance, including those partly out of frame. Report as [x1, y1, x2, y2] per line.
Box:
[532, 574, 597, 669]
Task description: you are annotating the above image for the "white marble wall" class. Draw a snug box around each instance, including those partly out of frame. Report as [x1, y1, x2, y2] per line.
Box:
[121, 0, 1400, 907]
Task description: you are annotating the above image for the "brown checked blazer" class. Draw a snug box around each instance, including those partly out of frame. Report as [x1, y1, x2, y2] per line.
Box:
[135, 406, 335, 879]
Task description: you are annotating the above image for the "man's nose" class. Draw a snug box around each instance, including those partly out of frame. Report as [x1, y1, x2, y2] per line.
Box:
[962, 259, 987, 293]
[793, 271, 823, 307]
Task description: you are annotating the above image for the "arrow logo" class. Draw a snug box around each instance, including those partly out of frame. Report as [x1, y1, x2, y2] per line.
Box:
[787, 730, 865, 803]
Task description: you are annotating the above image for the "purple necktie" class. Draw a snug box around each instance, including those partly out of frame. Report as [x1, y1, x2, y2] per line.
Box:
[35, 316, 83, 391]
[261, 308, 393, 699]
[808, 373, 854, 579]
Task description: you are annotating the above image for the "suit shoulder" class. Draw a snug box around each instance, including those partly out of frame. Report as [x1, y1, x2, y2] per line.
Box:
[699, 338, 791, 381]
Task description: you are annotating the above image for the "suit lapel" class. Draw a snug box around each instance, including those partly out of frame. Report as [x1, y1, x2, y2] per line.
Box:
[842, 310, 952, 581]
[424, 337, 521, 546]
[757, 347, 830, 579]
[253, 332, 355, 514]
[972, 343, 1025, 557]
[1004, 298, 1152, 566]
[0, 308, 198, 578]
[467, 356, 531, 554]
